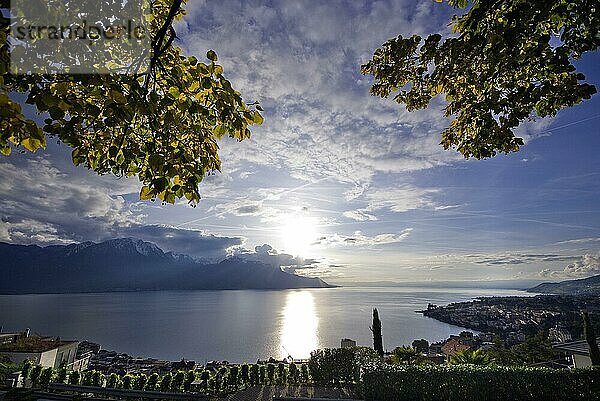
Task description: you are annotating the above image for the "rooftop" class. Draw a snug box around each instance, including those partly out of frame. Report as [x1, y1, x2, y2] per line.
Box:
[553, 336, 600, 356]
[0, 336, 78, 353]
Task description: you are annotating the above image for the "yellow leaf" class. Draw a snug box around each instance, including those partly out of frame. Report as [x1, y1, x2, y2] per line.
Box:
[140, 185, 153, 200]
[21, 138, 44, 152]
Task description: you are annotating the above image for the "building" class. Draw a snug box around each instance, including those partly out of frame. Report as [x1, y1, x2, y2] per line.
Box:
[441, 338, 471, 360]
[340, 338, 356, 348]
[0, 332, 90, 371]
[0, 333, 22, 346]
[549, 326, 573, 343]
[553, 336, 600, 368]
[429, 342, 443, 354]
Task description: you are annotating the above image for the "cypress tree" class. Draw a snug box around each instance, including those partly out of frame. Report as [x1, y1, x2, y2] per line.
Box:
[29, 365, 42, 388]
[68, 370, 80, 385]
[370, 308, 384, 357]
[183, 371, 195, 392]
[21, 360, 32, 380]
[106, 373, 120, 389]
[582, 310, 600, 366]
[159, 373, 171, 392]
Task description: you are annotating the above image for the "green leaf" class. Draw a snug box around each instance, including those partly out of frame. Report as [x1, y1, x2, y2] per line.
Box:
[206, 50, 218, 62]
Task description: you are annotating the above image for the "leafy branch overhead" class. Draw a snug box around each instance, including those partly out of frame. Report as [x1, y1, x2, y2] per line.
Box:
[362, 0, 599, 159]
[0, 0, 263, 204]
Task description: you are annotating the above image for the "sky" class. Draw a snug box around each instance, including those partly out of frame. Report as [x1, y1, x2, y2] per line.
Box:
[2, 0, 600, 285]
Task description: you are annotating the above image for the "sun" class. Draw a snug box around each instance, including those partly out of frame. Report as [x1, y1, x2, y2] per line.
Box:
[280, 215, 318, 257]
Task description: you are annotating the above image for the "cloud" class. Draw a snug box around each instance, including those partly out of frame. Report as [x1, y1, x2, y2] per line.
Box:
[230, 243, 319, 270]
[365, 185, 438, 212]
[0, 156, 140, 245]
[343, 209, 378, 221]
[555, 237, 600, 245]
[122, 225, 244, 262]
[0, 153, 251, 263]
[466, 253, 576, 266]
[315, 228, 412, 247]
[177, 0, 460, 200]
[539, 253, 600, 278]
[435, 204, 463, 211]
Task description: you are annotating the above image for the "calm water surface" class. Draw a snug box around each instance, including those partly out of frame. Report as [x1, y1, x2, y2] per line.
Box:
[0, 287, 526, 362]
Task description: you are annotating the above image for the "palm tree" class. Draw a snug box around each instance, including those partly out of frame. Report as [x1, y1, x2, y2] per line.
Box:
[449, 349, 492, 365]
[392, 346, 426, 365]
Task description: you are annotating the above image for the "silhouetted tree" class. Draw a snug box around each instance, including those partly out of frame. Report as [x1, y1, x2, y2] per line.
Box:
[134, 374, 147, 390]
[228, 365, 239, 388]
[258, 365, 266, 384]
[21, 361, 32, 380]
[276, 363, 286, 384]
[249, 364, 259, 386]
[216, 366, 228, 393]
[38, 367, 53, 389]
[91, 371, 105, 387]
[582, 310, 600, 366]
[240, 363, 249, 386]
[200, 370, 210, 392]
[300, 363, 309, 383]
[146, 373, 159, 390]
[67, 370, 80, 385]
[106, 373, 120, 389]
[122, 375, 134, 390]
[370, 308, 384, 357]
[287, 362, 298, 384]
[207, 377, 216, 395]
[171, 371, 185, 392]
[55, 368, 67, 384]
[412, 339, 429, 354]
[266, 363, 275, 384]
[159, 373, 172, 392]
[81, 370, 93, 386]
[29, 365, 42, 388]
[183, 371, 195, 392]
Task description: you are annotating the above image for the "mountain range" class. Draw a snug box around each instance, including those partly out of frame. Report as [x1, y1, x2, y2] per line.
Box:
[0, 238, 331, 294]
[527, 274, 600, 296]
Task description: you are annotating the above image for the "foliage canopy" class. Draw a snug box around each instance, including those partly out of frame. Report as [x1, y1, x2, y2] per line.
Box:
[0, 0, 262, 204]
[362, 0, 599, 158]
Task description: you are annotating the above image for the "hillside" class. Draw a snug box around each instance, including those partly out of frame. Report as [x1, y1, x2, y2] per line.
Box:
[0, 238, 332, 294]
[527, 274, 600, 296]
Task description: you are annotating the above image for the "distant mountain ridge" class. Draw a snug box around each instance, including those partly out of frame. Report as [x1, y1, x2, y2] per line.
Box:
[0, 238, 332, 294]
[527, 274, 600, 296]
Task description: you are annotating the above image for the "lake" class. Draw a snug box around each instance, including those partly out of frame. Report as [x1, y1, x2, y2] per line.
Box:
[0, 286, 527, 363]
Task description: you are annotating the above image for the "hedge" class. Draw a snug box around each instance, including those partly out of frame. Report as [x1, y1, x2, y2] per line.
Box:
[362, 364, 600, 401]
[308, 348, 358, 385]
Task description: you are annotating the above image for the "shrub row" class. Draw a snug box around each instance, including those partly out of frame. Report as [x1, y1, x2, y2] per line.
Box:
[362, 364, 600, 401]
[19, 360, 311, 396]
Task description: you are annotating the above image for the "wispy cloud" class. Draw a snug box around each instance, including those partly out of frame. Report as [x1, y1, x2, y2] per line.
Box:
[365, 185, 438, 212]
[314, 228, 413, 247]
[343, 209, 378, 221]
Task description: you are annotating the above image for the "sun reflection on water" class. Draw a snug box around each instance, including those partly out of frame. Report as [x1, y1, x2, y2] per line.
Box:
[280, 291, 320, 360]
